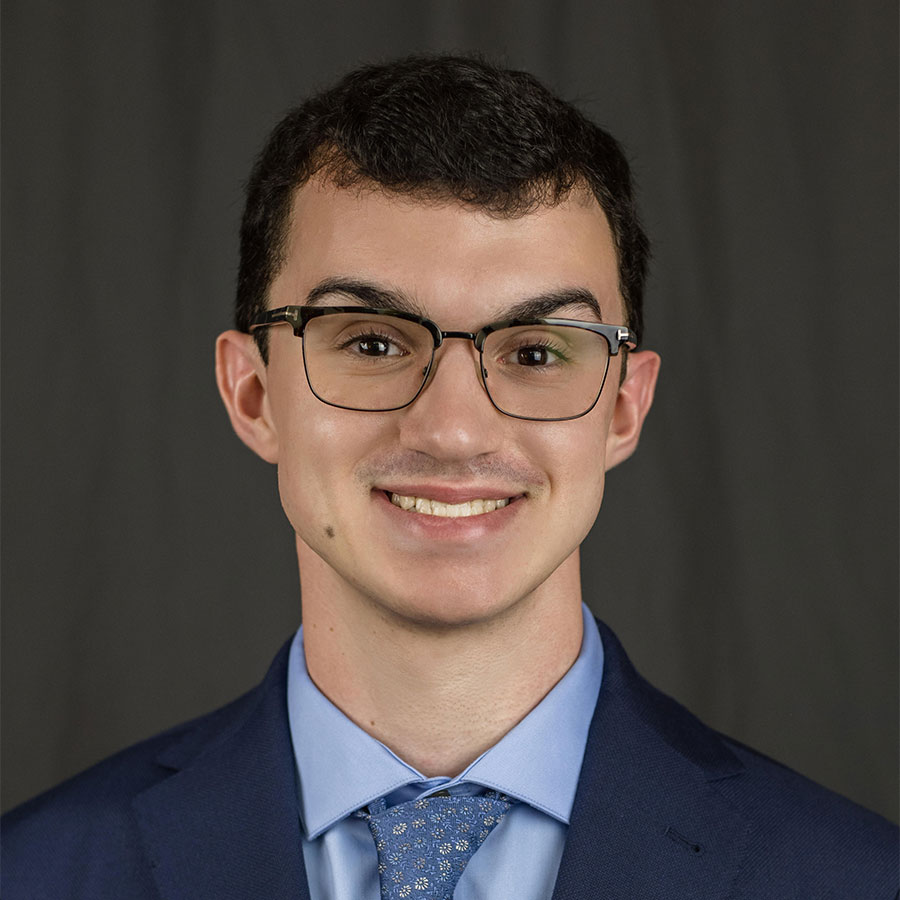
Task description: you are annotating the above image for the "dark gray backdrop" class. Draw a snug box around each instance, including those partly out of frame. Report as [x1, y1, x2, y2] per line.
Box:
[2, 0, 897, 821]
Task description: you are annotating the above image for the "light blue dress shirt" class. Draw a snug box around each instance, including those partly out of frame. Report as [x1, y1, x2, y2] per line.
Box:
[286, 603, 603, 899]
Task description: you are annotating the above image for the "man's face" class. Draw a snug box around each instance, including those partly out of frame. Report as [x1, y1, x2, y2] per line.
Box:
[229, 178, 654, 628]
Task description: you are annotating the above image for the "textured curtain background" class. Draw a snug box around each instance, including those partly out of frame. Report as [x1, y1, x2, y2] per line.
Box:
[2, 0, 897, 821]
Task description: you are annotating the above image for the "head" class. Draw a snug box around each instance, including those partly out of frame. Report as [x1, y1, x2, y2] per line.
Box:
[217, 55, 660, 630]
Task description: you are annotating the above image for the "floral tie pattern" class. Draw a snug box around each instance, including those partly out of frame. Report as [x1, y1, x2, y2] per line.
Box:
[357, 790, 515, 899]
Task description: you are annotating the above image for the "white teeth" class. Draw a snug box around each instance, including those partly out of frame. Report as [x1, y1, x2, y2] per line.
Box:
[389, 493, 512, 517]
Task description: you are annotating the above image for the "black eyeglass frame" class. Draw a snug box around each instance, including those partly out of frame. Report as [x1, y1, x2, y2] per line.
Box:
[249, 305, 638, 421]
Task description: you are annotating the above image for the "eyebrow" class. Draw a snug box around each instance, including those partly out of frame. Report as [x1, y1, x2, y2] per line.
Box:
[306, 278, 427, 316]
[502, 288, 604, 322]
[304, 277, 604, 323]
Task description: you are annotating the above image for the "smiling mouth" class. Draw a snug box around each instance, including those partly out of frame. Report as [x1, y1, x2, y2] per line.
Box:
[387, 492, 514, 518]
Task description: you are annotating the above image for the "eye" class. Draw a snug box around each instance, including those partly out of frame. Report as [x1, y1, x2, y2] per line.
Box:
[341, 331, 407, 357]
[514, 344, 561, 367]
[503, 338, 570, 368]
[484, 326, 579, 381]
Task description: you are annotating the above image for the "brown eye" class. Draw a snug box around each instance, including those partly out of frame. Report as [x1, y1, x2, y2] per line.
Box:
[340, 333, 407, 357]
[357, 338, 394, 356]
[517, 347, 551, 366]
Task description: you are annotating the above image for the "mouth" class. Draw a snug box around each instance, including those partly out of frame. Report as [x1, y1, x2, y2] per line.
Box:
[385, 491, 517, 518]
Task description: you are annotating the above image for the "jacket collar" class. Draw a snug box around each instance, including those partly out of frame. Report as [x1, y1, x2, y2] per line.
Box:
[550, 619, 751, 899]
[131, 621, 752, 900]
[132, 640, 311, 900]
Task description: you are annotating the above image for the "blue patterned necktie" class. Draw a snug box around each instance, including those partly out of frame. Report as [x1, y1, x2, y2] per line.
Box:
[357, 789, 515, 899]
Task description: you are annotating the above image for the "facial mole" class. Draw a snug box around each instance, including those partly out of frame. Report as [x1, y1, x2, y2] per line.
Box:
[325, 525, 335, 538]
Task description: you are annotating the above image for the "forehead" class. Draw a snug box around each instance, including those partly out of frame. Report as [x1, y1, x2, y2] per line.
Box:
[273, 177, 623, 324]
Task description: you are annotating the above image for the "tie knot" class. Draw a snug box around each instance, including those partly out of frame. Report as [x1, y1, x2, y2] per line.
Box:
[359, 791, 515, 899]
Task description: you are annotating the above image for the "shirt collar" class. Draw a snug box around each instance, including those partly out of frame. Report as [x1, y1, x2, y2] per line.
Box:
[286, 602, 603, 838]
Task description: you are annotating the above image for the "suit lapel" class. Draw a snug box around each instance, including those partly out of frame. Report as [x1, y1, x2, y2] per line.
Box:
[128, 622, 752, 900]
[551, 621, 752, 900]
[132, 642, 311, 900]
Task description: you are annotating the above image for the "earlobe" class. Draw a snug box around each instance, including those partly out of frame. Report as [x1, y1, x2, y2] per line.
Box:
[215, 330, 280, 464]
[604, 349, 661, 471]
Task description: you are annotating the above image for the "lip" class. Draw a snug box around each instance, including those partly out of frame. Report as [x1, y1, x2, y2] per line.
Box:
[372, 488, 524, 540]
[376, 484, 524, 504]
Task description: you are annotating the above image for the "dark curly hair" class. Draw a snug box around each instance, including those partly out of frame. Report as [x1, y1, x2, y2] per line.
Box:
[236, 55, 649, 361]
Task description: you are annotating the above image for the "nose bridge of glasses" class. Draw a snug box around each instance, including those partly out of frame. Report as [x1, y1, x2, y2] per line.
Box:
[424, 330, 488, 389]
[439, 329, 479, 343]
[435, 331, 484, 365]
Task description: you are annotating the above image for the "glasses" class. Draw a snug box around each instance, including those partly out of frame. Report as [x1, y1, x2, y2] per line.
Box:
[250, 306, 636, 421]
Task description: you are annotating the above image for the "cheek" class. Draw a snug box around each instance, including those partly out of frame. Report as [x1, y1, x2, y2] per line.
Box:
[541, 412, 609, 484]
[272, 402, 386, 537]
[271, 399, 343, 534]
[568, 456, 608, 526]
[275, 434, 322, 537]
[540, 419, 610, 529]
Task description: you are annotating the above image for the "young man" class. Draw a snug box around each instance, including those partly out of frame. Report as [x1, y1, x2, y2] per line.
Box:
[3, 56, 896, 899]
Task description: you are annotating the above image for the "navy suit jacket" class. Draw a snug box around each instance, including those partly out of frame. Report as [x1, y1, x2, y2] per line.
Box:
[3, 620, 897, 899]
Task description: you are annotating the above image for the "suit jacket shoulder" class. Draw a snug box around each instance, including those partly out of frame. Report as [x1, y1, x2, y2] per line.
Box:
[548, 619, 898, 900]
[2, 625, 897, 900]
[715, 733, 898, 897]
[1, 644, 307, 900]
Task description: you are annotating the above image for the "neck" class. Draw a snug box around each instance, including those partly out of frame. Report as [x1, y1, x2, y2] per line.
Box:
[298, 546, 584, 777]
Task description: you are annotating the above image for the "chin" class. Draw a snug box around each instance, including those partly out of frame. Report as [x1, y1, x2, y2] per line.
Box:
[359, 572, 541, 632]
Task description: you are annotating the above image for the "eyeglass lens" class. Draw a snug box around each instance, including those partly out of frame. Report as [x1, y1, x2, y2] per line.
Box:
[301, 312, 611, 419]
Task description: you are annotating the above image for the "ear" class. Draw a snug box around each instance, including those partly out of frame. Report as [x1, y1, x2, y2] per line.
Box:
[604, 349, 661, 471]
[215, 330, 280, 464]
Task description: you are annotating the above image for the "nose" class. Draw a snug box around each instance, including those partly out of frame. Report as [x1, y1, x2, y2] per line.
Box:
[397, 339, 503, 461]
